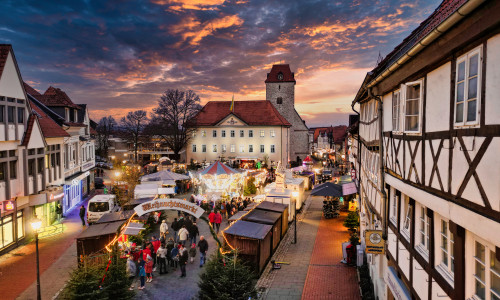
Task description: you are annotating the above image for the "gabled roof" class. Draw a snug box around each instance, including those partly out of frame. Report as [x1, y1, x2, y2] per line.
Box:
[23, 82, 42, 96]
[312, 125, 347, 143]
[0, 45, 12, 80]
[39, 86, 81, 109]
[29, 99, 70, 138]
[190, 100, 291, 127]
[21, 114, 37, 147]
[265, 64, 296, 83]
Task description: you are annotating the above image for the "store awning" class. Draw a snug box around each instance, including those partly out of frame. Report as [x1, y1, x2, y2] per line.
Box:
[224, 220, 272, 240]
[64, 171, 90, 185]
[77, 221, 124, 239]
[342, 182, 358, 195]
[311, 182, 343, 197]
[122, 222, 145, 236]
[96, 210, 135, 224]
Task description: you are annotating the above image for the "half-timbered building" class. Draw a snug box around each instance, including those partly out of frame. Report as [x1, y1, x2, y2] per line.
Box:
[353, 0, 500, 299]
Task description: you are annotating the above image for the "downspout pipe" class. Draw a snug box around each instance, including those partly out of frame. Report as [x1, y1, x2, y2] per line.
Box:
[368, 88, 389, 240]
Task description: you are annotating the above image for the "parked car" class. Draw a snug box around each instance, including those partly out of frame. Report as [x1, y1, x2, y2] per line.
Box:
[322, 170, 332, 181]
[94, 177, 105, 189]
[87, 195, 119, 224]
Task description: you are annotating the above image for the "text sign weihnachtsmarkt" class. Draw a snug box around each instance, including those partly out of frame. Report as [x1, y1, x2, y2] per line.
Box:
[134, 198, 204, 219]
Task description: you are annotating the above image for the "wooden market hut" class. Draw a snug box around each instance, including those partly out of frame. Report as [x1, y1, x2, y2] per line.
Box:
[255, 201, 289, 238]
[242, 209, 282, 252]
[228, 210, 248, 223]
[223, 220, 273, 273]
[76, 220, 124, 262]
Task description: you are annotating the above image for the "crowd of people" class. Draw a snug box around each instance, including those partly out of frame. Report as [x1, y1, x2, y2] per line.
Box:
[124, 213, 209, 291]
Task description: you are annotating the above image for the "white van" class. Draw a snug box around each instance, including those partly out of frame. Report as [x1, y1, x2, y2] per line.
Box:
[87, 195, 118, 224]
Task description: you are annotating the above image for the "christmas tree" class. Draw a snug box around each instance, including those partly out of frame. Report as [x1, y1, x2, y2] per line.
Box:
[343, 211, 360, 232]
[60, 259, 105, 300]
[198, 252, 257, 300]
[101, 245, 134, 299]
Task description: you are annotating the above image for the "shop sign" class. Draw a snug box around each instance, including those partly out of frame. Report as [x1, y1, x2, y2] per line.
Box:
[385, 267, 411, 300]
[365, 230, 384, 254]
[2, 200, 16, 212]
[135, 198, 204, 219]
[82, 161, 95, 172]
[71, 171, 90, 186]
[348, 200, 358, 211]
[49, 192, 64, 202]
[351, 168, 357, 180]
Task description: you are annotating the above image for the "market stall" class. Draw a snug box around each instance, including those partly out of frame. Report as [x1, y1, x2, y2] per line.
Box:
[76, 220, 124, 260]
[192, 161, 243, 194]
[255, 201, 289, 237]
[223, 220, 273, 273]
[265, 188, 295, 222]
[242, 209, 282, 252]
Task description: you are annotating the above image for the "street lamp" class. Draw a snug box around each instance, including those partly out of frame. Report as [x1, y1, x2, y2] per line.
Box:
[291, 191, 299, 244]
[31, 218, 42, 300]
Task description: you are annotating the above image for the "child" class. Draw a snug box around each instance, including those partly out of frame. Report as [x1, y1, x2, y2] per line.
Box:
[189, 243, 197, 263]
[145, 255, 154, 283]
[138, 256, 146, 290]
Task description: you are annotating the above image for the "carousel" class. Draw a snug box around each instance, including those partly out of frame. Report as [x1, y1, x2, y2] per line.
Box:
[190, 161, 244, 200]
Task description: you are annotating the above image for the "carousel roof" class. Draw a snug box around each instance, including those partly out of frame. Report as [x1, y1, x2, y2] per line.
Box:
[199, 161, 239, 176]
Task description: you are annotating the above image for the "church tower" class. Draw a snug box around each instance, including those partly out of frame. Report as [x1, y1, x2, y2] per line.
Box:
[266, 64, 310, 162]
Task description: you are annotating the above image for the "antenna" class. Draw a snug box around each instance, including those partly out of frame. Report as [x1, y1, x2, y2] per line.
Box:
[376, 52, 383, 66]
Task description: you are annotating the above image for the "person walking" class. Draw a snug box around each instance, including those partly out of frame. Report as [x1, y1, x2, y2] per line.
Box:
[166, 238, 175, 268]
[178, 225, 189, 246]
[151, 236, 161, 271]
[138, 256, 146, 290]
[160, 220, 168, 236]
[208, 210, 215, 228]
[188, 222, 199, 245]
[178, 244, 189, 278]
[157, 244, 168, 275]
[79, 205, 86, 226]
[189, 243, 197, 264]
[197, 236, 208, 267]
[170, 243, 179, 270]
[126, 255, 136, 290]
[171, 218, 179, 242]
[214, 210, 222, 234]
[55, 203, 63, 222]
[145, 255, 154, 283]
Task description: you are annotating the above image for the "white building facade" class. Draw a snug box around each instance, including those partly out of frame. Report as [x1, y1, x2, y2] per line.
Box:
[352, 1, 500, 299]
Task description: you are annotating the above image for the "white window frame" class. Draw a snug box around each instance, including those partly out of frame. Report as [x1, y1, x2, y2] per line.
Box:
[221, 144, 226, 153]
[240, 130, 244, 138]
[389, 187, 398, 225]
[435, 216, 454, 285]
[202, 145, 206, 153]
[201, 130, 206, 137]
[416, 203, 430, 260]
[467, 235, 500, 300]
[260, 130, 265, 137]
[392, 90, 401, 132]
[212, 130, 217, 138]
[239, 145, 244, 153]
[192, 144, 197, 153]
[270, 145, 275, 153]
[230, 130, 235, 138]
[400, 195, 412, 241]
[455, 46, 482, 127]
[403, 80, 423, 134]
[221, 130, 226, 137]
[249, 130, 253, 138]
[249, 145, 253, 153]
[230, 144, 235, 153]
[270, 129, 275, 137]
[212, 144, 217, 152]
[260, 145, 265, 153]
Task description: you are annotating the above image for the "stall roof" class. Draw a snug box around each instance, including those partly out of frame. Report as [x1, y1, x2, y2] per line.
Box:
[122, 222, 145, 235]
[242, 209, 281, 225]
[224, 220, 272, 240]
[77, 221, 123, 239]
[96, 210, 135, 224]
[126, 197, 155, 206]
[228, 211, 248, 222]
[256, 201, 287, 213]
[244, 202, 258, 211]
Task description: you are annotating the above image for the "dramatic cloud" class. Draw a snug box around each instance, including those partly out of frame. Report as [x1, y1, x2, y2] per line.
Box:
[0, 0, 437, 125]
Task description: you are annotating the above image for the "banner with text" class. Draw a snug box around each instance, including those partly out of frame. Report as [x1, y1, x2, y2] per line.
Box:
[134, 198, 204, 219]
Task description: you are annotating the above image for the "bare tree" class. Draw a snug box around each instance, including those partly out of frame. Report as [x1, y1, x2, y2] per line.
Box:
[96, 116, 117, 159]
[150, 89, 202, 161]
[120, 110, 148, 163]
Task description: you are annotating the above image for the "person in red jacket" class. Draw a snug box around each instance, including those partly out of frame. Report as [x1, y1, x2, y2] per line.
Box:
[145, 255, 154, 283]
[142, 244, 152, 261]
[151, 236, 161, 271]
[208, 210, 215, 228]
[214, 210, 222, 234]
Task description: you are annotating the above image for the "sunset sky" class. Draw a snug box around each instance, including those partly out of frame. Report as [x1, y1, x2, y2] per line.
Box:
[1, 0, 438, 127]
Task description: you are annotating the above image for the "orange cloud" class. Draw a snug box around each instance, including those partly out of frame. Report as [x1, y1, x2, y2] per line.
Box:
[152, 0, 225, 11]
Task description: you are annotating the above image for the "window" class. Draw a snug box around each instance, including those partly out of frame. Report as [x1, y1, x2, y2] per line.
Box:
[212, 130, 217, 138]
[417, 205, 430, 258]
[438, 219, 454, 280]
[0, 162, 5, 181]
[9, 161, 16, 179]
[390, 188, 398, 225]
[472, 240, 500, 300]
[392, 90, 401, 131]
[455, 47, 481, 125]
[16, 211, 23, 240]
[192, 144, 197, 152]
[239, 145, 244, 153]
[221, 130, 226, 137]
[270, 145, 275, 153]
[401, 196, 412, 240]
[37, 157, 44, 173]
[260, 130, 265, 137]
[8, 106, 14, 123]
[240, 130, 244, 138]
[17, 108, 24, 123]
[213, 145, 217, 152]
[249, 130, 253, 138]
[230, 130, 235, 138]
[28, 159, 35, 176]
[260, 145, 265, 153]
[65, 108, 69, 121]
[270, 130, 275, 137]
[1, 215, 14, 249]
[249, 145, 253, 153]
[222, 144, 226, 153]
[0, 105, 4, 122]
[201, 130, 206, 137]
[74, 110, 78, 123]
[277, 97, 283, 104]
[202, 145, 206, 153]
[230, 144, 235, 153]
[404, 82, 422, 132]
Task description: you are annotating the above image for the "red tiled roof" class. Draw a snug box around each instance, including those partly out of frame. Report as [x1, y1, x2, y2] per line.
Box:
[265, 64, 296, 83]
[23, 82, 42, 96]
[372, 0, 468, 78]
[29, 99, 70, 138]
[313, 125, 347, 143]
[0, 45, 12, 80]
[38, 86, 81, 109]
[21, 114, 36, 147]
[191, 100, 291, 127]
